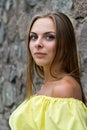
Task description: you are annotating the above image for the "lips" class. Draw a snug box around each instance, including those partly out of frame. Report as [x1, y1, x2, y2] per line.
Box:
[34, 52, 46, 57]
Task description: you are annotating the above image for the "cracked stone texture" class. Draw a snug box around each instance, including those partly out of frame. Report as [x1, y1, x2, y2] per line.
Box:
[0, 0, 87, 130]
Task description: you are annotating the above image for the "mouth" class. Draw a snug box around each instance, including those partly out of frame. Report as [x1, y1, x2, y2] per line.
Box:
[34, 52, 46, 57]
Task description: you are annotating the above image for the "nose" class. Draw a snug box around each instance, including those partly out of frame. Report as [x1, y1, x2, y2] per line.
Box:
[35, 37, 44, 48]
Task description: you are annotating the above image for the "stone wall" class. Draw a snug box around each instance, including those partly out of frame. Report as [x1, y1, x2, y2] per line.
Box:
[0, 0, 87, 129]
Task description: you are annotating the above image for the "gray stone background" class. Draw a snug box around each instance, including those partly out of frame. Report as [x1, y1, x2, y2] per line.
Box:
[0, 0, 87, 129]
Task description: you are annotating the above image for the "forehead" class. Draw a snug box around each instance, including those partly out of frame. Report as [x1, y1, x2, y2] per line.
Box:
[30, 17, 55, 33]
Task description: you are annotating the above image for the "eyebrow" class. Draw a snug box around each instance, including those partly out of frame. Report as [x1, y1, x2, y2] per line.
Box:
[30, 31, 56, 35]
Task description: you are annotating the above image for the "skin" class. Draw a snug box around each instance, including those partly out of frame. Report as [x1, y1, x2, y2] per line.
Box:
[29, 17, 82, 101]
[29, 17, 56, 68]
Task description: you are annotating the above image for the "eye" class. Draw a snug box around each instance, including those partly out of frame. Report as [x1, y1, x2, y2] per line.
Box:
[46, 35, 55, 41]
[30, 34, 38, 41]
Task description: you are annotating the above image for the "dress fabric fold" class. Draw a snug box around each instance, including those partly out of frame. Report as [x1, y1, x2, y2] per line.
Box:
[9, 95, 87, 130]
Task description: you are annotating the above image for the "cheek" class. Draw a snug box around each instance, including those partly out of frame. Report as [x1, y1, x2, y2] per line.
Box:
[28, 44, 34, 59]
[50, 44, 57, 61]
[29, 42, 33, 53]
[50, 43, 56, 55]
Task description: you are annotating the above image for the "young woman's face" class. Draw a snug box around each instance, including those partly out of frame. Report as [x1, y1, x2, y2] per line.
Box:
[29, 17, 56, 67]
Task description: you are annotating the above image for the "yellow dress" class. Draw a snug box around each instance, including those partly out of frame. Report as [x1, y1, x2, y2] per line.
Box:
[9, 95, 87, 130]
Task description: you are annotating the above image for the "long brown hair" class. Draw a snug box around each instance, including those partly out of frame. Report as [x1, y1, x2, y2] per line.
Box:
[26, 11, 85, 103]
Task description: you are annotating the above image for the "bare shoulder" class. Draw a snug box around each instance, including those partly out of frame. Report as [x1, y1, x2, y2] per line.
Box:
[53, 76, 82, 101]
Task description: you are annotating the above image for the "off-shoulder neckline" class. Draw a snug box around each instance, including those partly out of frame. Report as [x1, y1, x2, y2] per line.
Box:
[29, 94, 85, 103]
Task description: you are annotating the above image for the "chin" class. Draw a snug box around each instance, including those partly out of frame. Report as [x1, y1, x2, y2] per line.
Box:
[35, 63, 44, 66]
[35, 62, 46, 67]
[34, 59, 50, 67]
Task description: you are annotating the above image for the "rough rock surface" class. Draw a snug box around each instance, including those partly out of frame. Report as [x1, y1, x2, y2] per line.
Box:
[0, 0, 87, 129]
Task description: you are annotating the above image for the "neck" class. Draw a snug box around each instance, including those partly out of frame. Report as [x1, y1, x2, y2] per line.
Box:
[43, 65, 64, 83]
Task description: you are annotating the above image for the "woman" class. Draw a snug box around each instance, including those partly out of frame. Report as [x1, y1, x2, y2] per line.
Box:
[9, 11, 87, 130]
